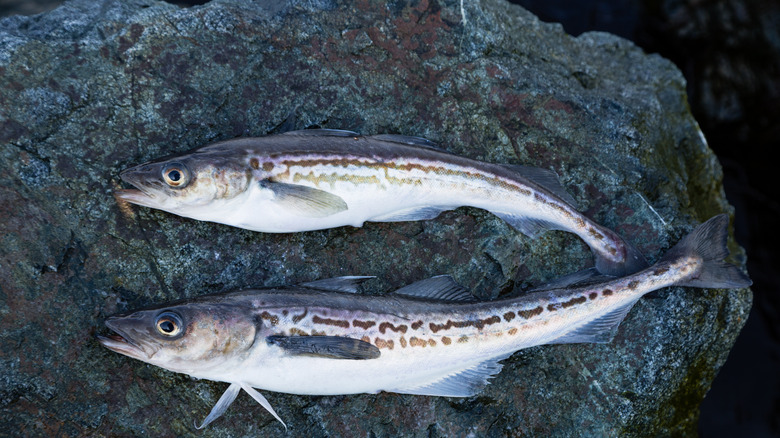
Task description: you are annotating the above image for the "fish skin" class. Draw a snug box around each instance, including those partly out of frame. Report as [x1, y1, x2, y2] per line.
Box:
[98, 214, 750, 429]
[117, 129, 647, 276]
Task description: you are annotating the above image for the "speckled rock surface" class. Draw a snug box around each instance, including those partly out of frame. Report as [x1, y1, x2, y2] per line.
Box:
[0, 0, 751, 436]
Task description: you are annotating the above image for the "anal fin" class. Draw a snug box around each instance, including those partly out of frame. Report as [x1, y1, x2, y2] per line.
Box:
[393, 354, 511, 397]
[550, 299, 638, 344]
[369, 206, 451, 222]
[493, 212, 556, 238]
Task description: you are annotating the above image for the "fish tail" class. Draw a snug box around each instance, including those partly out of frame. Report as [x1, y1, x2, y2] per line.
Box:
[661, 214, 752, 289]
[594, 231, 648, 277]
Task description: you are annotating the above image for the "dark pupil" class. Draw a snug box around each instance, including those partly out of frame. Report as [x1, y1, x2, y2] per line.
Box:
[168, 170, 181, 182]
[159, 320, 175, 333]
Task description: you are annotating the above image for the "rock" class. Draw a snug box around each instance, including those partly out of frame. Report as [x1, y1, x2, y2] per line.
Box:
[0, 0, 751, 436]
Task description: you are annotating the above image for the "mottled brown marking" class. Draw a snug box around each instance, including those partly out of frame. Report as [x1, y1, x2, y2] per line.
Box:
[653, 266, 670, 276]
[312, 330, 326, 336]
[517, 306, 544, 319]
[457, 335, 469, 343]
[250, 158, 260, 169]
[291, 309, 308, 324]
[589, 292, 598, 300]
[409, 336, 426, 348]
[411, 320, 424, 330]
[379, 322, 408, 334]
[399, 337, 407, 348]
[603, 289, 613, 296]
[289, 328, 308, 336]
[441, 336, 451, 345]
[428, 339, 436, 347]
[281, 157, 540, 200]
[361, 335, 371, 343]
[628, 280, 639, 290]
[508, 328, 518, 335]
[547, 304, 558, 312]
[429, 315, 502, 333]
[259, 311, 279, 325]
[588, 227, 605, 240]
[262, 162, 274, 172]
[375, 338, 394, 350]
[312, 315, 350, 329]
[575, 217, 586, 228]
[504, 311, 516, 322]
[282, 310, 288, 316]
[561, 296, 587, 309]
[353, 319, 376, 330]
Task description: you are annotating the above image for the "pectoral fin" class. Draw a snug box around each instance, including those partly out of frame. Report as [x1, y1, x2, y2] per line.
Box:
[266, 335, 381, 360]
[260, 180, 348, 217]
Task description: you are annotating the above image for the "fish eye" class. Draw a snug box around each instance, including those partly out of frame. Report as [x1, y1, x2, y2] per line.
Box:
[161, 163, 190, 188]
[155, 312, 184, 337]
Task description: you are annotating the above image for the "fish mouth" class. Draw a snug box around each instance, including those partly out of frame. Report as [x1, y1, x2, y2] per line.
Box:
[97, 319, 153, 360]
[114, 188, 159, 208]
[97, 333, 150, 360]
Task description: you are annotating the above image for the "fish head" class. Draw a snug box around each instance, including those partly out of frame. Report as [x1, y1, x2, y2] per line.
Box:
[116, 151, 253, 215]
[98, 302, 258, 374]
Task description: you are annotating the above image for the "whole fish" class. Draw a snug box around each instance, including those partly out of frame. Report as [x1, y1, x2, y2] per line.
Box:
[117, 129, 646, 276]
[98, 215, 750, 429]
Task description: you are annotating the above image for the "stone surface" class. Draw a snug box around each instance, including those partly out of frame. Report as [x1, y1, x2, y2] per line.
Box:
[0, 0, 751, 436]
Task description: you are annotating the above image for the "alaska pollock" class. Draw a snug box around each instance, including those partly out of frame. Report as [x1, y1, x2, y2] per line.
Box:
[98, 215, 750, 429]
[117, 129, 646, 276]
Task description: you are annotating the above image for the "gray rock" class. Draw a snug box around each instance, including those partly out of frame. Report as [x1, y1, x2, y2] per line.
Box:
[0, 0, 751, 436]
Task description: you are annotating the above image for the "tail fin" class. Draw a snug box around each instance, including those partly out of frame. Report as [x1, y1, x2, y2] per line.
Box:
[660, 214, 752, 289]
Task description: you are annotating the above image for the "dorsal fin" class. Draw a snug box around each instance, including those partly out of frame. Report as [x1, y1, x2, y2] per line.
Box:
[299, 276, 375, 293]
[281, 129, 359, 137]
[370, 134, 451, 153]
[500, 164, 577, 207]
[392, 275, 476, 302]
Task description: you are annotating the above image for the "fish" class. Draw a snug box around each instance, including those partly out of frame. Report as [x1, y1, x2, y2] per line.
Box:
[98, 214, 750, 429]
[116, 129, 647, 276]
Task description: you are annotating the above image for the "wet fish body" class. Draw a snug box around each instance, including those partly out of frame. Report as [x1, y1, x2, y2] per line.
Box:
[99, 215, 750, 428]
[117, 130, 646, 276]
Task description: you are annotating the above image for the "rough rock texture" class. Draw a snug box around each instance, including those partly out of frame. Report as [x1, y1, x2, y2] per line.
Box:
[0, 0, 751, 436]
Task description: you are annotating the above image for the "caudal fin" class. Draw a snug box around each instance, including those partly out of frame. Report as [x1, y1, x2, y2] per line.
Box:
[661, 214, 752, 289]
